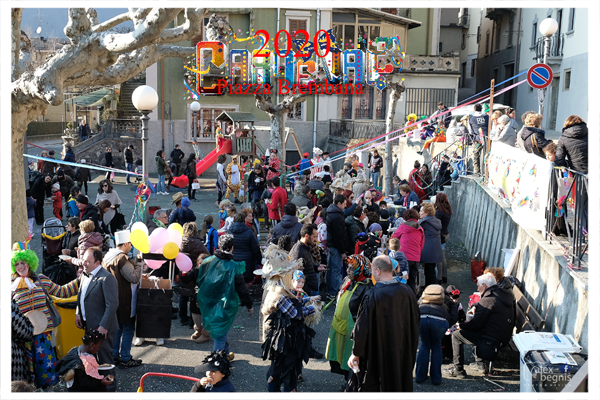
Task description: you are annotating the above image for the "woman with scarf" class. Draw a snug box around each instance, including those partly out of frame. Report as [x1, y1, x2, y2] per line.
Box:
[95, 179, 122, 233]
[11, 249, 79, 388]
[325, 255, 374, 381]
[408, 161, 426, 202]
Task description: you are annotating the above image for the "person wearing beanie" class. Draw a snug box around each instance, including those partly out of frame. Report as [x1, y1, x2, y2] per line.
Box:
[76, 194, 102, 233]
[169, 196, 197, 226]
[416, 284, 457, 386]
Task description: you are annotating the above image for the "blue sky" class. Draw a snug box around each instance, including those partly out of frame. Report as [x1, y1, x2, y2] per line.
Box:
[21, 8, 131, 39]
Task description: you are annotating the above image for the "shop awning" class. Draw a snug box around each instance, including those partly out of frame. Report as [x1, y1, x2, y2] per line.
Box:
[68, 88, 112, 107]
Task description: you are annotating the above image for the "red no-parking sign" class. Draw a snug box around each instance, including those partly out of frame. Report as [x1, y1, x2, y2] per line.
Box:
[527, 63, 553, 89]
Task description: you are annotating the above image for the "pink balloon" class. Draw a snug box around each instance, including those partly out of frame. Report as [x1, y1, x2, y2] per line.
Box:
[175, 253, 192, 272]
[149, 228, 169, 252]
[145, 259, 165, 270]
[168, 229, 183, 248]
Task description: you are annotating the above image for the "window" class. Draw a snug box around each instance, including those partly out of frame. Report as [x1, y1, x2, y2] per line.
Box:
[374, 88, 387, 119]
[286, 10, 311, 53]
[485, 30, 490, 55]
[568, 9, 575, 32]
[471, 59, 476, 77]
[532, 22, 538, 47]
[289, 19, 307, 35]
[439, 41, 443, 53]
[493, 68, 499, 84]
[495, 21, 501, 52]
[354, 86, 374, 119]
[556, 9, 563, 35]
[564, 69, 571, 90]
[477, 26, 481, 43]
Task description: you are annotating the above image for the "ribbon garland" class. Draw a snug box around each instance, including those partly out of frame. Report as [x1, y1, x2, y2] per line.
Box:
[128, 183, 152, 227]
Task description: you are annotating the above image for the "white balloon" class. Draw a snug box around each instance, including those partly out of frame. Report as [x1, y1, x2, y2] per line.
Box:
[131, 222, 149, 236]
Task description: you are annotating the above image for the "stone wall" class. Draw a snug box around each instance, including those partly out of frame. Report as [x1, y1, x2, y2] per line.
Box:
[444, 176, 588, 351]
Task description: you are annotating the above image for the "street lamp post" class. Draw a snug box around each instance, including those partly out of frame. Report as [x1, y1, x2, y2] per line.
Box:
[538, 18, 558, 116]
[132, 85, 159, 223]
[190, 101, 201, 141]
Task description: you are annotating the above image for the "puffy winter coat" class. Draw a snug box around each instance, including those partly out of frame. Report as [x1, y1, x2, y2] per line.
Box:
[156, 156, 167, 175]
[493, 124, 517, 146]
[345, 215, 366, 254]
[169, 207, 196, 225]
[419, 215, 443, 263]
[290, 193, 312, 209]
[520, 126, 551, 158]
[326, 203, 347, 253]
[270, 214, 303, 244]
[555, 122, 588, 174]
[70, 231, 104, 273]
[181, 234, 210, 268]
[394, 190, 420, 207]
[460, 278, 516, 348]
[392, 220, 424, 262]
[228, 222, 262, 282]
[79, 204, 102, 233]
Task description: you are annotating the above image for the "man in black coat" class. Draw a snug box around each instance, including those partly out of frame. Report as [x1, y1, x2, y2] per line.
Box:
[270, 203, 303, 244]
[325, 195, 348, 300]
[79, 119, 91, 141]
[228, 213, 263, 284]
[347, 256, 420, 391]
[51, 169, 75, 208]
[170, 144, 185, 176]
[444, 272, 516, 378]
[124, 145, 134, 184]
[76, 194, 102, 233]
[30, 173, 53, 224]
[289, 224, 324, 295]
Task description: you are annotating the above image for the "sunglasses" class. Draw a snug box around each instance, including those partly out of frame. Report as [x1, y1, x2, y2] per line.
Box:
[103, 184, 108, 187]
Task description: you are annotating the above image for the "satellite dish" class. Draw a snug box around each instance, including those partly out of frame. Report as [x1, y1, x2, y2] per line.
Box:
[36, 26, 42, 34]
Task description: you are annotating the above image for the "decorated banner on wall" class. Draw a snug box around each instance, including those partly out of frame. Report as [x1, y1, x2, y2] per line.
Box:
[487, 142, 553, 232]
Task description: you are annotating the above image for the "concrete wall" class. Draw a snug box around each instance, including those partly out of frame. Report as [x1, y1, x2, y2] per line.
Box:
[444, 176, 588, 352]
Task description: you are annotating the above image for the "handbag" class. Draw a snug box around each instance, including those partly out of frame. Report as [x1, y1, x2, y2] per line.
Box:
[192, 180, 201, 190]
[35, 275, 62, 328]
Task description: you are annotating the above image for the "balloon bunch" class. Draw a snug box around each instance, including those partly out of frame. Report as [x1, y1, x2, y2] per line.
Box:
[130, 222, 193, 272]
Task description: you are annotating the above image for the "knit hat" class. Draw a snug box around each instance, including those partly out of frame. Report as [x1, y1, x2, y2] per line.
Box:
[52, 183, 60, 191]
[76, 194, 89, 205]
[57, 169, 65, 177]
[293, 270, 305, 281]
[181, 197, 191, 207]
[380, 209, 390, 219]
[421, 284, 445, 304]
[369, 223, 382, 232]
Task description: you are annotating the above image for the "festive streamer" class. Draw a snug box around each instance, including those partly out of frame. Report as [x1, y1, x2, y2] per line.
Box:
[24, 154, 144, 176]
[128, 183, 152, 227]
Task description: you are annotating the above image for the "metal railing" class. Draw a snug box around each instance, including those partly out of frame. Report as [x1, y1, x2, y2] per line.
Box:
[102, 118, 142, 138]
[534, 34, 565, 60]
[545, 167, 588, 269]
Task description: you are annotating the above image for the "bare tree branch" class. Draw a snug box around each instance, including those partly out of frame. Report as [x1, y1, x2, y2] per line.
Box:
[156, 8, 205, 44]
[11, 8, 23, 81]
[64, 8, 92, 45]
[129, 8, 153, 30]
[89, 9, 131, 33]
[64, 45, 195, 87]
[99, 8, 181, 53]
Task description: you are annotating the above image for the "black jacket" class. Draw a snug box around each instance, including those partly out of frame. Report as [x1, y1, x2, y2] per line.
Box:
[75, 167, 91, 182]
[248, 170, 267, 193]
[190, 377, 236, 392]
[80, 204, 102, 233]
[168, 207, 197, 225]
[555, 122, 588, 174]
[30, 175, 52, 201]
[521, 126, 551, 158]
[436, 161, 452, 188]
[181, 234, 209, 269]
[104, 152, 113, 167]
[435, 210, 452, 236]
[345, 215, 366, 254]
[124, 148, 134, 164]
[326, 203, 347, 253]
[171, 148, 185, 164]
[460, 279, 516, 346]
[228, 222, 262, 281]
[289, 241, 319, 293]
[270, 215, 303, 244]
[63, 229, 81, 257]
[418, 301, 450, 323]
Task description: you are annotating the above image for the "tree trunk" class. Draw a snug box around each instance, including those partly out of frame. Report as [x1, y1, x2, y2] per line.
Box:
[269, 112, 286, 158]
[384, 81, 405, 195]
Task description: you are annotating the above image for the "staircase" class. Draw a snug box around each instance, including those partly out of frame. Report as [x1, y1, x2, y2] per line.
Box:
[119, 78, 146, 118]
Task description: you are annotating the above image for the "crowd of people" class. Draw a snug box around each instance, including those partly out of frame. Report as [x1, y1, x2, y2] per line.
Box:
[15, 102, 586, 393]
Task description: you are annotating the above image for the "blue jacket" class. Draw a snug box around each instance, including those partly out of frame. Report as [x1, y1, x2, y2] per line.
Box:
[389, 249, 409, 276]
[228, 222, 262, 281]
[204, 224, 219, 254]
[270, 215, 303, 244]
[299, 158, 311, 172]
[419, 215, 443, 263]
[169, 207, 197, 225]
[394, 190, 420, 207]
[67, 195, 78, 218]
[27, 197, 36, 219]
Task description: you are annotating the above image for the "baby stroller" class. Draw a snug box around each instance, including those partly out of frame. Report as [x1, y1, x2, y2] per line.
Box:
[41, 217, 75, 284]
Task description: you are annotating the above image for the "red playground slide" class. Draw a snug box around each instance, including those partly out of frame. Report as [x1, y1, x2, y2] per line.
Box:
[196, 139, 232, 176]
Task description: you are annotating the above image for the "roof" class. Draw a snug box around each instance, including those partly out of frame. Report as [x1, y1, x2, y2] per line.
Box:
[67, 88, 112, 107]
[339, 8, 422, 29]
[215, 111, 258, 123]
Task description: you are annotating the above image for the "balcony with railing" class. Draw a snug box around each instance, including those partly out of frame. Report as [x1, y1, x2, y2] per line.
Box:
[402, 55, 461, 73]
[485, 8, 512, 21]
[533, 34, 565, 63]
[458, 14, 469, 28]
[102, 118, 142, 138]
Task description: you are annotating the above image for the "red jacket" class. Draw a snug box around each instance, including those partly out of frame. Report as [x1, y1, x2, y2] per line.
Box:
[392, 220, 425, 262]
[267, 186, 288, 221]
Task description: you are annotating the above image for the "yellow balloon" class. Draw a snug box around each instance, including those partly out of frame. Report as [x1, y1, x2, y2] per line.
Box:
[162, 242, 179, 259]
[168, 223, 183, 235]
[131, 230, 149, 253]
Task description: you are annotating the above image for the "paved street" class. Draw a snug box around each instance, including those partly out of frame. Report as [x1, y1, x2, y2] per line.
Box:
[28, 157, 520, 393]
